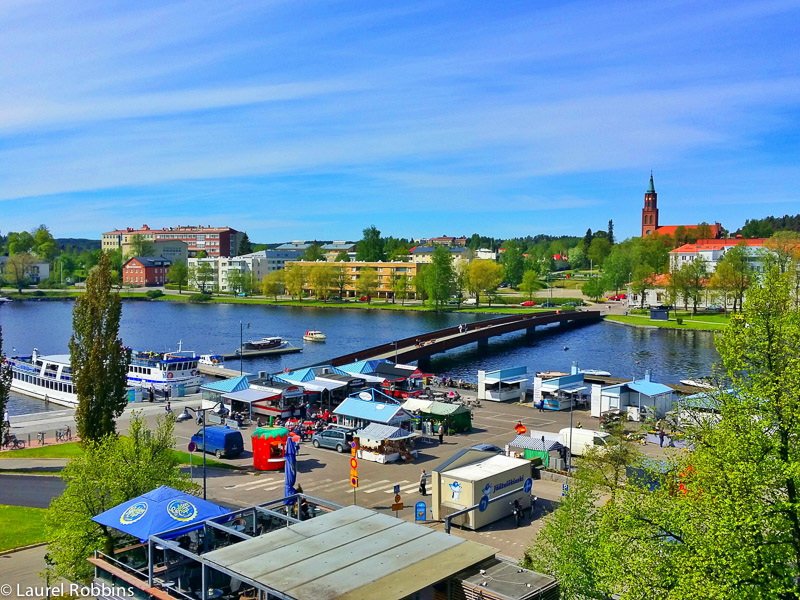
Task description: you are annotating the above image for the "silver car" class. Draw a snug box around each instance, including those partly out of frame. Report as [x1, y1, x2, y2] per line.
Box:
[311, 427, 354, 453]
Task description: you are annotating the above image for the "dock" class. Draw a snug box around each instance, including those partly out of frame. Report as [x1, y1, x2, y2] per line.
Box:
[197, 364, 252, 378]
[219, 345, 302, 360]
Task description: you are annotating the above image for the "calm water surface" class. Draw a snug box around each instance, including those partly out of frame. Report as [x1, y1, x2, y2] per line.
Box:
[0, 300, 719, 415]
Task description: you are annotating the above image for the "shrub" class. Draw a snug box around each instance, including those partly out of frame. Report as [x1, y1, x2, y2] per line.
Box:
[676, 317, 684, 325]
[146, 289, 164, 300]
[188, 293, 212, 303]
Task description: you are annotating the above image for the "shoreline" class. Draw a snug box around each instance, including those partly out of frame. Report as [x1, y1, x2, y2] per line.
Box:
[604, 315, 723, 332]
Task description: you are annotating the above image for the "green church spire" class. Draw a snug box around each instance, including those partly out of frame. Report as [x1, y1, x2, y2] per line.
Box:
[647, 171, 655, 193]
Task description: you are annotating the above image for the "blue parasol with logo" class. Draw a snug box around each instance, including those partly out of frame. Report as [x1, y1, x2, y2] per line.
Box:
[283, 438, 299, 504]
[92, 485, 229, 542]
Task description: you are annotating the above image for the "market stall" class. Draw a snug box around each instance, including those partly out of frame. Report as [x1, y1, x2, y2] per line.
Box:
[251, 427, 290, 471]
[402, 398, 472, 433]
[354, 423, 418, 464]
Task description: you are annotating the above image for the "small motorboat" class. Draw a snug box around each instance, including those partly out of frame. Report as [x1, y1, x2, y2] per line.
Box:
[199, 354, 225, 368]
[579, 369, 612, 377]
[0, 297, 12, 303]
[303, 330, 327, 342]
[242, 336, 285, 351]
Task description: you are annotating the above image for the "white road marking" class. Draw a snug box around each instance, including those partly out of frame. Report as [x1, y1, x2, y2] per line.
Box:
[385, 483, 419, 494]
[240, 479, 278, 491]
[348, 479, 391, 494]
[364, 480, 409, 494]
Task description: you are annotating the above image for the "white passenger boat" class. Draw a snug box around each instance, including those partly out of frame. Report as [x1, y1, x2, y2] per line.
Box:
[8, 343, 203, 407]
[198, 354, 226, 368]
[303, 330, 327, 342]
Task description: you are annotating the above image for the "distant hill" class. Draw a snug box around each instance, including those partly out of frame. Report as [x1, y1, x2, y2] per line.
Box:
[736, 214, 800, 238]
[56, 238, 101, 251]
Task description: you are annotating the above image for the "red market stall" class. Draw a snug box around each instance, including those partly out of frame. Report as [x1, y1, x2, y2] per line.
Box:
[252, 427, 290, 471]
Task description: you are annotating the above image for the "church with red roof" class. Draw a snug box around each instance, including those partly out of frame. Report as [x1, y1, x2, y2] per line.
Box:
[640, 173, 722, 239]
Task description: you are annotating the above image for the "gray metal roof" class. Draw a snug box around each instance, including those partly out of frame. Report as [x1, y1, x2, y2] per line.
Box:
[356, 423, 416, 440]
[509, 434, 564, 451]
[202, 505, 495, 600]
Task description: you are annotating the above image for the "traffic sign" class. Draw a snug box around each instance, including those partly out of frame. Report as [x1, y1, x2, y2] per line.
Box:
[350, 457, 358, 469]
[524, 478, 533, 494]
[393, 484, 401, 495]
[350, 468, 358, 478]
[391, 503, 404, 511]
[187, 441, 196, 453]
[478, 495, 489, 512]
[562, 483, 569, 491]
[351, 441, 356, 448]
[394, 494, 402, 504]
[350, 476, 358, 488]
[351, 446, 356, 457]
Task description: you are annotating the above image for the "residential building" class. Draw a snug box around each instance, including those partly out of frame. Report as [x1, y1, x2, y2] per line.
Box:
[0, 256, 51, 284]
[122, 256, 171, 287]
[640, 173, 723, 239]
[424, 235, 468, 246]
[475, 248, 498, 261]
[669, 238, 766, 273]
[102, 224, 243, 257]
[120, 239, 188, 264]
[188, 250, 301, 293]
[275, 241, 313, 253]
[293, 260, 419, 299]
[409, 245, 467, 264]
[321, 241, 357, 261]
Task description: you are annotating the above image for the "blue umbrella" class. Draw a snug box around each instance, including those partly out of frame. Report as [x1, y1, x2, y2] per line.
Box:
[283, 438, 298, 505]
[92, 486, 229, 542]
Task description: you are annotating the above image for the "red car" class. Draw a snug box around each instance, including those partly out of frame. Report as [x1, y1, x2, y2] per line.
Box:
[358, 295, 370, 302]
[520, 301, 536, 306]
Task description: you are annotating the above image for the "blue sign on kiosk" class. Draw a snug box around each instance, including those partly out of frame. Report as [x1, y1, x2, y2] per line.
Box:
[523, 477, 533, 494]
[478, 495, 489, 512]
[415, 501, 427, 521]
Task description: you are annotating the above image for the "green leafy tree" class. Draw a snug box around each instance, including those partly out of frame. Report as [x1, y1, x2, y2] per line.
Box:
[308, 264, 334, 300]
[519, 270, 540, 301]
[630, 265, 656, 308]
[332, 265, 348, 298]
[4, 252, 37, 293]
[427, 246, 454, 308]
[568, 245, 587, 270]
[303, 243, 325, 262]
[167, 261, 189, 294]
[355, 266, 379, 303]
[588, 237, 612, 269]
[356, 226, 385, 262]
[334, 250, 351, 262]
[718, 243, 753, 312]
[128, 233, 155, 257]
[466, 260, 504, 307]
[227, 268, 246, 294]
[237, 233, 252, 256]
[764, 231, 800, 273]
[501, 240, 525, 286]
[393, 274, 410, 305]
[413, 265, 430, 302]
[694, 221, 713, 240]
[45, 413, 194, 582]
[195, 250, 207, 258]
[69, 253, 129, 443]
[679, 257, 708, 314]
[284, 263, 307, 300]
[6, 230, 35, 254]
[260, 270, 285, 300]
[600, 247, 632, 294]
[468, 233, 482, 250]
[385, 237, 411, 262]
[192, 262, 215, 293]
[583, 228, 593, 249]
[607, 219, 614, 245]
[581, 277, 607, 301]
[33, 225, 58, 261]
[452, 261, 468, 306]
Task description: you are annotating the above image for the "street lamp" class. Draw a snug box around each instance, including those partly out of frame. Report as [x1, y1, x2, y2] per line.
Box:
[179, 401, 223, 500]
[240, 321, 250, 374]
[393, 340, 398, 362]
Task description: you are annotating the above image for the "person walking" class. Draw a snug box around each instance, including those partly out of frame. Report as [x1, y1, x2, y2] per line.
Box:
[659, 428, 666, 448]
[149, 385, 155, 403]
[419, 469, 427, 496]
[438, 424, 445, 445]
[537, 400, 544, 413]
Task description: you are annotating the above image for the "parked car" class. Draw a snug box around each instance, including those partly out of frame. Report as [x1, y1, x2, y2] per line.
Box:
[520, 300, 536, 306]
[463, 298, 477, 306]
[311, 427, 354, 452]
[563, 302, 576, 307]
[705, 305, 725, 312]
[190, 427, 244, 459]
[357, 295, 371, 302]
[541, 302, 556, 308]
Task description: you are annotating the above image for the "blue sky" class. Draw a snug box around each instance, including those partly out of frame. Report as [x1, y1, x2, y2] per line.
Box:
[1, 0, 799, 243]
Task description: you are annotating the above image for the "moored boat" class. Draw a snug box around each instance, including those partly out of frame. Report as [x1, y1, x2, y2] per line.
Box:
[303, 330, 327, 342]
[6, 350, 78, 407]
[241, 336, 286, 351]
[199, 354, 226, 368]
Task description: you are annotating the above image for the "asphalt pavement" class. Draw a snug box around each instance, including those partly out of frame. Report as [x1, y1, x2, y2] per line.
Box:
[0, 475, 65, 508]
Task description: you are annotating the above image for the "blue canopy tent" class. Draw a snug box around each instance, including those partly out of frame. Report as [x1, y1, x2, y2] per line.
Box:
[92, 486, 229, 542]
[284, 438, 298, 505]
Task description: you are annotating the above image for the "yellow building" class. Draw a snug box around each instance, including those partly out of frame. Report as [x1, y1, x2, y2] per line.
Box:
[292, 260, 418, 299]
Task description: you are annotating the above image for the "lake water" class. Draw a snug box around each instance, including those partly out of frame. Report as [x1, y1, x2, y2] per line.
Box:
[0, 300, 720, 415]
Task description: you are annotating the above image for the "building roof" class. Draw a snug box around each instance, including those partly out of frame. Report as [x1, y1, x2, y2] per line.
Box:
[333, 397, 410, 423]
[401, 398, 470, 416]
[653, 223, 723, 238]
[670, 238, 767, 253]
[337, 359, 384, 375]
[202, 504, 496, 600]
[124, 255, 172, 267]
[442, 454, 531, 481]
[275, 242, 313, 251]
[321, 242, 356, 251]
[647, 172, 655, 193]
[222, 388, 278, 403]
[356, 423, 416, 441]
[410, 246, 466, 254]
[454, 558, 559, 600]
[200, 375, 251, 393]
[373, 362, 423, 380]
[509, 434, 564, 451]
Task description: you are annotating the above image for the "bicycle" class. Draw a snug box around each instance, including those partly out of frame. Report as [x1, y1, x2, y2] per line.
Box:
[37, 431, 46, 446]
[5, 435, 25, 450]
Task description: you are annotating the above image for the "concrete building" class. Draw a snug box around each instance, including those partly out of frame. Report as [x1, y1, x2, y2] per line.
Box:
[592, 370, 675, 420]
[669, 238, 766, 273]
[120, 239, 188, 264]
[293, 260, 419, 299]
[321, 241, 357, 261]
[409, 245, 467, 264]
[188, 250, 301, 293]
[122, 256, 172, 286]
[475, 248, 498, 261]
[0, 256, 51, 284]
[102, 224, 243, 257]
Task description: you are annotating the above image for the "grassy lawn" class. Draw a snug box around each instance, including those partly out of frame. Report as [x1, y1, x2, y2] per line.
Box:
[0, 505, 47, 552]
[606, 314, 727, 331]
[0, 442, 241, 469]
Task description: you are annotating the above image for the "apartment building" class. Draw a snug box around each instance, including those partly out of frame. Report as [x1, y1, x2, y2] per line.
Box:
[122, 256, 171, 286]
[102, 224, 243, 257]
[409, 245, 467, 264]
[669, 239, 766, 273]
[293, 261, 419, 299]
[188, 250, 300, 293]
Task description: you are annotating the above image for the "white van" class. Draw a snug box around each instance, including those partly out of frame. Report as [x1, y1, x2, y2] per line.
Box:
[463, 298, 477, 306]
[558, 428, 611, 456]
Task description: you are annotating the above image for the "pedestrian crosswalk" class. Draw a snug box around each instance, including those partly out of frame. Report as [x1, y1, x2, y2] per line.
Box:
[225, 476, 421, 498]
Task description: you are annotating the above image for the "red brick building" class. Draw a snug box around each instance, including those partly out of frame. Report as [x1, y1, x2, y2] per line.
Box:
[123, 256, 172, 286]
[103, 224, 243, 258]
[641, 173, 722, 239]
